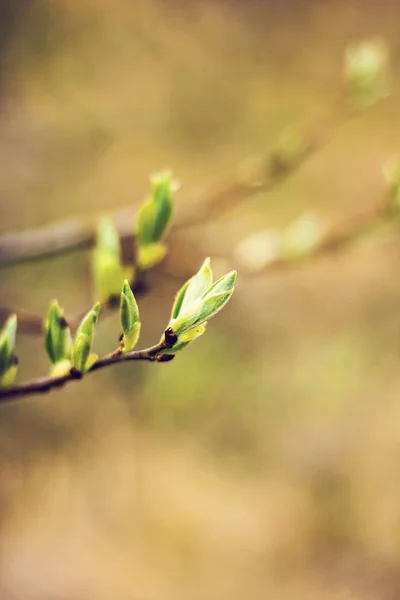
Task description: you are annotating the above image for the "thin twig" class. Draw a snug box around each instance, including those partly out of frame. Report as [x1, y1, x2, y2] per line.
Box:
[250, 204, 393, 276]
[0, 340, 171, 402]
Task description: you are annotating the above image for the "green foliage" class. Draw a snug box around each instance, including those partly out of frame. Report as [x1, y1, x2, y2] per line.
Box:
[279, 214, 325, 260]
[344, 38, 389, 109]
[93, 216, 134, 303]
[44, 300, 73, 374]
[0, 315, 17, 388]
[161, 259, 236, 353]
[72, 302, 100, 374]
[135, 171, 178, 270]
[0, 167, 238, 397]
[120, 280, 141, 352]
[235, 214, 325, 271]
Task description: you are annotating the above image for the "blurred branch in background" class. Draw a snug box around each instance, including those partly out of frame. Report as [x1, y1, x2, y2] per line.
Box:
[0, 38, 394, 358]
[0, 36, 389, 269]
[0, 98, 351, 268]
[1, 143, 398, 334]
[235, 187, 397, 277]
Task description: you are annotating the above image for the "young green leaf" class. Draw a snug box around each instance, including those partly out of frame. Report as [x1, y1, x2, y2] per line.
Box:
[44, 300, 72, 366]
[93, 217, 134, 303]
[136, 200, 156, 247]
[96, 216, 121, 257]
[93, 251, 134, 303]
[76, 302, 100, 339]
[180, 257, 213, 311]
[135, 171, 178, 252]
[72, 303, 100, 373]
[170, 258, 213, 321]
[170, 279, 191, 320]
[120, 280, 141, 352]
[168, 272, 236, 337]
[150, 171, 176, 241]
[201, 269, 236, 299]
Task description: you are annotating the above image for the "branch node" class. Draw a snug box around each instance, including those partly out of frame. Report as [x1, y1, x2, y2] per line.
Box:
[69, 368, 83, 380]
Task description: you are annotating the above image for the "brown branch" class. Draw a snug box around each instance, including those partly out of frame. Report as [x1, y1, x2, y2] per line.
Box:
[0, 196, 394, 333]
[0, 340, 172, 402]
[0, 99, 352, 268]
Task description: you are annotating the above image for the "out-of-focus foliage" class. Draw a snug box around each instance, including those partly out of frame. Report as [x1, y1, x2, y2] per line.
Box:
[1, 2, 400, 600]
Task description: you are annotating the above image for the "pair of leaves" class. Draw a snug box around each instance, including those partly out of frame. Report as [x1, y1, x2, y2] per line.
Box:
[45, 301, 100, 375]
[161, 258, 236, 354]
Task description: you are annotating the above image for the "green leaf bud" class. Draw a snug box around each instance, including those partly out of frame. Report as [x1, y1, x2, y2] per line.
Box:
[44, 300, 72, 365]
[96, 216, 121, 257]
[170, 288, 234, 337]
[93, 217, 134, 303]
[150, 170, 177, 241]
[201, 269, 237, 299]
[344, 38, 389, 109]
[120, 280, 141, 352]
[181, 258, 213, 311]
[72, 302, 100, 374]
[166, 261, 236, 348]
[76, 302, 100, 339]
[136, 171, 178, 248]
[136, 200, 156, 247]
[170, 258, 213, 320]
[170, 279, 191, 320]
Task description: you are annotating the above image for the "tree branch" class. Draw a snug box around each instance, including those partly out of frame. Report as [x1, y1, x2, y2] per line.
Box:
[250, 203, 392, 276]
[0, 99, 352, 268]
[0, 193, 394, 332]
[0, 340, 171, 402]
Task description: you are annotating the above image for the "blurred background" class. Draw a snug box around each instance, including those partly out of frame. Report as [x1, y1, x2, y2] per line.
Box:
[1, 1, 400, 598]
